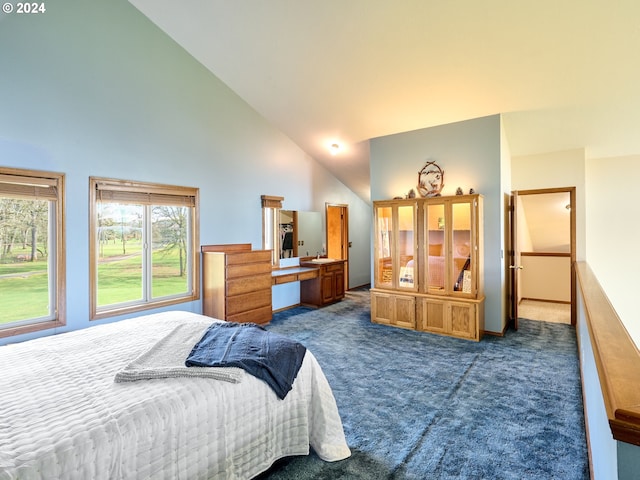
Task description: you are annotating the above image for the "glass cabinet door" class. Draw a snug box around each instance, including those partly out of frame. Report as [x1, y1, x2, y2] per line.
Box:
[451, 201, 473, 293]
[374, 202, 417, 290]
[425, 203, 446, 292]
[374, 206, 393, 288]
[397, 204, 416, 289]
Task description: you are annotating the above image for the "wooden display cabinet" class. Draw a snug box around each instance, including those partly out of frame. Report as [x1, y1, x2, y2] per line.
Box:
[371, 195, 484, 341]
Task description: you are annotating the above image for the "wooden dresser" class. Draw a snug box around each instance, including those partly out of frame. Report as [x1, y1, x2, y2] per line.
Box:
[201, 244, 272, 324]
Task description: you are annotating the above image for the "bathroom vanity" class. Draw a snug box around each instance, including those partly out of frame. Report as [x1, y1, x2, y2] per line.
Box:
[299, 258, 347, 307]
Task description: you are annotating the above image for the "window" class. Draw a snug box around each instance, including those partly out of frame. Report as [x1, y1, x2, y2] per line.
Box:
[89, 177, 199, 319]
[0, 167, 65, 338]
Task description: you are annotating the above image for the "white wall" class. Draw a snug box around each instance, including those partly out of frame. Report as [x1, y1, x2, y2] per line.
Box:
[513, 149, 640, 346]
[0, 0, 371, 344]
[370, 114, 506, 333]
[499, 117, 512, 331]
[586, 155, 640, 347]
[520, 256, 571, 302]
[515, 150, 640, 478]
[511, 149, 586, 260]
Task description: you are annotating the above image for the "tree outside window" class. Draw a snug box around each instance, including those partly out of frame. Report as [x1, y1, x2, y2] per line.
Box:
[89, 177, 199, 320]
[0, 168, 65, 338]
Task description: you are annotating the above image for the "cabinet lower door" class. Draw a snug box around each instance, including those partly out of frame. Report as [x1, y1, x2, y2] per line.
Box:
[418, 297, 480, 340]
[371, 291, 416, 329]
[321, 273, 335, 303]
[417, 298, 448, 334]
[449, 301, 477, 339]
[334, 271, 345, 300]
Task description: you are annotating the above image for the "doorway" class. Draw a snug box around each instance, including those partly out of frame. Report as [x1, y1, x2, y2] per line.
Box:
[326, 203, 349, 290]
[507, 187, 576, 328]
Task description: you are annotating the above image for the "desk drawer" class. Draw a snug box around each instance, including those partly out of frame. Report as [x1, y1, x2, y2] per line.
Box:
[298, 270, 319, 281]
[274, 273, 299, 284]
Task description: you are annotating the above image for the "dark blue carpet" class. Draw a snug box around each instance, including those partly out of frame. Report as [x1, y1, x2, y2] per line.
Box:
[260, 290, 589, 479]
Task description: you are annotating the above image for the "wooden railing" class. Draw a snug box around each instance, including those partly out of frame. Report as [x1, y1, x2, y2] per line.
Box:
[576, 262, 640, 445]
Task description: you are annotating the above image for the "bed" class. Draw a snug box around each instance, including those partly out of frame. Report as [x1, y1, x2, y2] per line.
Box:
[0, 311, 351, 479]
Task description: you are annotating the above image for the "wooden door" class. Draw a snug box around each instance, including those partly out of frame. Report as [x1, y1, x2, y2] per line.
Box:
[507, 192, 522, 330]
[511, 187, 576, 326]
[326, 204, 349, 290]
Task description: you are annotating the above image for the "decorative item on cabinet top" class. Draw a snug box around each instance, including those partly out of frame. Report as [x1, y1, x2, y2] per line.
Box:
[417, 160, 444, 198]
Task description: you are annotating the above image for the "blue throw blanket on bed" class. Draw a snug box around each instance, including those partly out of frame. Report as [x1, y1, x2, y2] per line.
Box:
[185, 322, 306, 400]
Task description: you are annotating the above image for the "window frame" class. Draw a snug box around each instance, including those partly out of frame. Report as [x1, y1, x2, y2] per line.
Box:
[0, 167, 66, 338]
[89, 177, 200, 320]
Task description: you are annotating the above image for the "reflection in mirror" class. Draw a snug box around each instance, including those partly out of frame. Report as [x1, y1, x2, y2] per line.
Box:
[280, 210, 323, 259]
[280, 210, 295, 258]
[297, 211, 323, 257]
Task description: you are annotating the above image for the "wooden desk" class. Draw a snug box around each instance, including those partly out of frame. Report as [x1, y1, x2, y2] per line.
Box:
[271, 266, 319, 285]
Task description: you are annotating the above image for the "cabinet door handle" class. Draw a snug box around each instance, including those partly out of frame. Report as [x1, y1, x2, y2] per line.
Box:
[509, 265, 524, 270]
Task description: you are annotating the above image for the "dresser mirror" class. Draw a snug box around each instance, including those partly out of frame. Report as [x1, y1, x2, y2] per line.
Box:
[280, 210, 323, 260]
[262, 195, 326, 267]
[261, 195, 283, 267]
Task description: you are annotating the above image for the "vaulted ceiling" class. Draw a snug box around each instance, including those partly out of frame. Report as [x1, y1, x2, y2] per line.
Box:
[129, 0, 640, 202]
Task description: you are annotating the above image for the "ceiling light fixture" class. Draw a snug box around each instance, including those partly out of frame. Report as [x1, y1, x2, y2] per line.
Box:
[330, 143, 340, 155]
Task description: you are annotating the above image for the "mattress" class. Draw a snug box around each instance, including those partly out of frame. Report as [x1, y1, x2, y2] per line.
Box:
[0, 311, 350, 479]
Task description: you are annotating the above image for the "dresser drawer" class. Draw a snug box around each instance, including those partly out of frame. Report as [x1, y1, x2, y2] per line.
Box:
[226, 289, 271, 315]
[226, 262, 272, 279]
[227, 305, 272, 325]
[227, 273, 272, 296]
[226, 251, 272, 266]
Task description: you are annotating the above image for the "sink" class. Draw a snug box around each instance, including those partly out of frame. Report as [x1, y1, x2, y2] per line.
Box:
[310, 258, 338, 264]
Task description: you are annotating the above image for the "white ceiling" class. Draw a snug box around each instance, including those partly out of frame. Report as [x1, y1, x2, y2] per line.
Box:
[129, 0, 640, 202]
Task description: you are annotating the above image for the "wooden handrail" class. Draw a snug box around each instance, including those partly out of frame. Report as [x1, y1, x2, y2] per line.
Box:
[576, 262, 640, 445]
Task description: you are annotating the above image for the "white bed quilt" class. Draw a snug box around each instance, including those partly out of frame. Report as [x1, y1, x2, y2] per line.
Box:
[0, 311, 351, 479]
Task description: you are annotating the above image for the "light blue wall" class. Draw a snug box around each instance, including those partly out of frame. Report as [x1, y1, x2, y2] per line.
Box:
[370, 115, 505, 333]
[0, 0, 370, 344]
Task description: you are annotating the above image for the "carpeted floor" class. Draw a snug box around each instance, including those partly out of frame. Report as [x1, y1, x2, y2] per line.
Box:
[259, 289, 589, 480]
[519, 299, 571, 324]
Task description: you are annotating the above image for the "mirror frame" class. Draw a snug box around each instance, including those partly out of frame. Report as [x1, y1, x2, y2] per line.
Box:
[261, 195, 283, 267]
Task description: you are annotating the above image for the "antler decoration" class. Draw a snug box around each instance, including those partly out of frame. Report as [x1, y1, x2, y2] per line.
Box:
[417, 161, 444, 197]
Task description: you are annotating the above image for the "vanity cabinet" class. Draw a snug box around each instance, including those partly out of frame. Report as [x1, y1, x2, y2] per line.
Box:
[201, 244, 272, 324]
[370, 195, 484, 341]
[299, 259, 346, 307]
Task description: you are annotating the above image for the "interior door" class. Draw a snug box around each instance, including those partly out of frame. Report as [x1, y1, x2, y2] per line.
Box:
[508, 192, 523, 330]
[326, 204, 349, 290]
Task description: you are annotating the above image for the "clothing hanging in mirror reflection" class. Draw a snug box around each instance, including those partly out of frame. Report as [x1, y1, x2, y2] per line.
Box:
[280, 224, 294, 258]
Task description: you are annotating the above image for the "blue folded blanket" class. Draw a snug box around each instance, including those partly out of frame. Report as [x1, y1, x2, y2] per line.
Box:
[186, 322, 306, 400]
